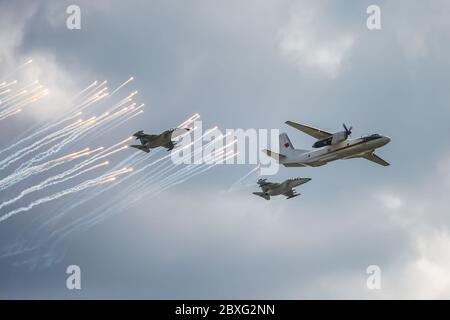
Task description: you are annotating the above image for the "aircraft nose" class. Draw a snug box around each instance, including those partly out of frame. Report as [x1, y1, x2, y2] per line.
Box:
[383, 136, 391, 145]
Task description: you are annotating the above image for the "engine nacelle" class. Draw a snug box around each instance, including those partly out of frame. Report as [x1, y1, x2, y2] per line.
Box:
[312, 131, 347, 148]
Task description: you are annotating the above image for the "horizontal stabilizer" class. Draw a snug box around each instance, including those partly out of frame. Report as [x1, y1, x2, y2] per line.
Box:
[263, 149, 286, 161]
[253, 192, 270, 200]
[362, 153, 390, 166]
[133, 130, 144, 139]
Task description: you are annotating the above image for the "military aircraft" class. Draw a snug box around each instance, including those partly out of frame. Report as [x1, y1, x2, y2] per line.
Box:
[130, 128, 190, 153]
[253, 177, 311, 200]
[264, 121, 391, 167]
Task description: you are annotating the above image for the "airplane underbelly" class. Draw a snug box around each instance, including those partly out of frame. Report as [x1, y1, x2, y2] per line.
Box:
[316, 143, 370, 162]
[268, 188, 283, 196]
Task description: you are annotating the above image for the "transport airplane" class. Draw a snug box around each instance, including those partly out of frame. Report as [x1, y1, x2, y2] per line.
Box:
[264, 121, 391, 167]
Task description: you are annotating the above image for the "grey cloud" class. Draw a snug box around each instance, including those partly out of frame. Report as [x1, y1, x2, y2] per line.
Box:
[1, 0, 450, 299]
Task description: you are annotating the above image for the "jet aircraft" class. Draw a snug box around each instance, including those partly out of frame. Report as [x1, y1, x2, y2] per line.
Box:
[253, 177, 311, 200]
[130, 128, 190, 153]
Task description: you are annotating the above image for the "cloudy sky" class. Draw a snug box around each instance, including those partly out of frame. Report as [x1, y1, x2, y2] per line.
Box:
[1, 0, 450, 299]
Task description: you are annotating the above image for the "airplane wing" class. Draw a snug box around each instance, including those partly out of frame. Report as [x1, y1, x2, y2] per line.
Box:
[362, 153, 390, 166]
[285, 121, 332, 140]
[253, 192, 270, 200]
[282, 189, 295, 197]
[163, 141, 175, 151]
[141, 134, 158, 140]
[282, 189, 301, 199]
[130, 145, 150, 153]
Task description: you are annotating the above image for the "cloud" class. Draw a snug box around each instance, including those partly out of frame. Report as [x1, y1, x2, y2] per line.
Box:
[388, 0, 450, 60]
[376, 193, 404, 210]
[403, 231, 450, 298]
[0, 2, 38, 70]
[0, 2, 88, 122]
[279, 8, 355, 78]
[1, 0, 450, 299]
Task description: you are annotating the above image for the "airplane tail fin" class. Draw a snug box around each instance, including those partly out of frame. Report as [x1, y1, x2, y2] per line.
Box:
[261, 133, 293, 161]
[263, 133, 309, 162]
[279, 133, 294, 153]
[253, 192, 270, 200]
[279, 132, 309, 155]
[133, 130, 144, 139]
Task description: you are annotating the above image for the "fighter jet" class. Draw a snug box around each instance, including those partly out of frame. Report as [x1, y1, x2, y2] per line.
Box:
[253, 177, 311, 200]
[264, 121, 391, 167]
[130, 128, 190, 153]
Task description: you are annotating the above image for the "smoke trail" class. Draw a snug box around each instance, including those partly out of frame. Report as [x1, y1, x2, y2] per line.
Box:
[3, 116, 207, 254]
[0, 89, 11, 96]
[0, 81, 41, 108]
[84, 103, 138, 140]
[12, 146, 103, 186]
[15, 119, 99, 171]
[0, 148, 89, 187]
[158, 149, 235, 190]
[0, 148, 93, 191]
[178, 113, 200, 128]
[0, 161, 109, 211]
[15, 139, 129, 193]
[150, 131, 227, 182]
[153, 160, 215, 193]
[77, 92, 108, 112]
[116, 125, 210, 195]
[0, 80, 18, 89]
[44, 149, 228, 246]
[0, 88, 47, 117]
[158, 152, 239, 195]
[0, 118, 86, 170]
[17, 152, 143, 248]
[75, 80, 107, 104]
[98, 141, 228, 216]
[31, 150, 146, 235]
[94, 105, 144, 137]
[228, 165, 261, 191]
[70, 81, 97, 101]
[0, 168, 131, 223]
[0, 89, 27, 108]
[149, 137, 235, 190]
[17, 110, 129, 172]
[110, 77, 134, 96]
[0, 109, 21, 121]
[6, 118, 92, 172]
[0, 112, 83, 157]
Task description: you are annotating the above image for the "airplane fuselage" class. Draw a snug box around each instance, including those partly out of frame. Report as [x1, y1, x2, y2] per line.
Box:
[281, 134, 391, 167]
[260, 178, 311, 196]
[131, 130, 175, 153]
[142, 133, 171, 148]
[261, 182, 285, 196]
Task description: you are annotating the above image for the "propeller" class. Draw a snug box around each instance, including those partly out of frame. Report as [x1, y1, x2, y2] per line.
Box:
[343, 123, 352, 139]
